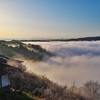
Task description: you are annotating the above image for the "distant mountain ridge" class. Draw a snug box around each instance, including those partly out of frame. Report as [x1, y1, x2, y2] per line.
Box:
[66, 36, 100, 42]
[20, 36, 100, 42]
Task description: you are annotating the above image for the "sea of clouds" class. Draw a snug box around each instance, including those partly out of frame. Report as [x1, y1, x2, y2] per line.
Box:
[24, 41, 100, 87]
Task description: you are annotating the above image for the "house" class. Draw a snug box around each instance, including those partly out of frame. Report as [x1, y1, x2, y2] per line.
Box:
[0, 63, 10, 88]
[0, 55, 24, 88]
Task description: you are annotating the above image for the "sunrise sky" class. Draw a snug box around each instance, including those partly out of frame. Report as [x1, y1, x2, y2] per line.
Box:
[0, 0, 100, 39]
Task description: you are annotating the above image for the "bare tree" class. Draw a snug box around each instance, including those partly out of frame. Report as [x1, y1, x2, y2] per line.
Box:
[83, 80, 100, 100]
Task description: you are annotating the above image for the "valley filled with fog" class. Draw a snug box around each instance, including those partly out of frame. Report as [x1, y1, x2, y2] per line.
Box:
[24, 41, 100, 87]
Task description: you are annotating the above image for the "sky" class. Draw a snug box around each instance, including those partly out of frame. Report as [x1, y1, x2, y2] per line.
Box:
[0, 0, 100, 39]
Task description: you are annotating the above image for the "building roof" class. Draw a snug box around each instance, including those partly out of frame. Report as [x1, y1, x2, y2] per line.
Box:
[0, 62, 23, 75]
[0, 54, 24, 75]
[8, 59, 23, 63]
[0, 54, 23, 64]
[0, 57, 7, 64]
[0, 54, 9, 59]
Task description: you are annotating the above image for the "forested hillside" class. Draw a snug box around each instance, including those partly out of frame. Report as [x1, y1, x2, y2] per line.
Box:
[0, 40, 52, 61]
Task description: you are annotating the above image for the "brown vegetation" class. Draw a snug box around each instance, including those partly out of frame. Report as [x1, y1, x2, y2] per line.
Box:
[83, 80, 100, 100]
[8, 64, 93, 100]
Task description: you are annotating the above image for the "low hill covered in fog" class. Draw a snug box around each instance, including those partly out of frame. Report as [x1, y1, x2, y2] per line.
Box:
[0, 40, 52, 61]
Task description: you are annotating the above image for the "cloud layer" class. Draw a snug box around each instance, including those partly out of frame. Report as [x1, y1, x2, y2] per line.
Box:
[24, 41, 100, 87]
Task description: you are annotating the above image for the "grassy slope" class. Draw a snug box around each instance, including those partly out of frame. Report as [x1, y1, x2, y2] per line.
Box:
[0, 90, 39, 100]
[0, 89, 92, 100]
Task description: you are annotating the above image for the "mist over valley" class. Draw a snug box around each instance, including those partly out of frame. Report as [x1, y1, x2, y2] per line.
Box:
[23, 41, 100, 87]
[0, 40, 100, 87]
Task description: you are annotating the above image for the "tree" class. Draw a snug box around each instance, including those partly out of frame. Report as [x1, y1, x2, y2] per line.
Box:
[83, 80, 100, 100]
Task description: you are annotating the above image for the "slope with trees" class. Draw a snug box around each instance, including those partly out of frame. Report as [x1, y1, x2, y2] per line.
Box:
[0, 40, 52, 61]
[7, 61, 93, 100]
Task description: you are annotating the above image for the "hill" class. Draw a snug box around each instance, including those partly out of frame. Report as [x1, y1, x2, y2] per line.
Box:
[0, 40, 52, 61]
[9, 70, 93, 100]
[20, 36, 100, 42]
[0, 90, 38, 100]
[0, 53, 93, 100]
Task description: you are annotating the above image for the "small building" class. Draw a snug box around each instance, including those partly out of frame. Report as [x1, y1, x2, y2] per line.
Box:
[0, 63, 11, 88]
[0, 55, 24, 88]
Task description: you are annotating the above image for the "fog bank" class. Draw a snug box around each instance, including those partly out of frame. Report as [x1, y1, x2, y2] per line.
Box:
[24, 41, 100, 87]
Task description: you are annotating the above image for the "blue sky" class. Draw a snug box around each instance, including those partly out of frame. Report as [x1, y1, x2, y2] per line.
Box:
[0, 0, 100, 39]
